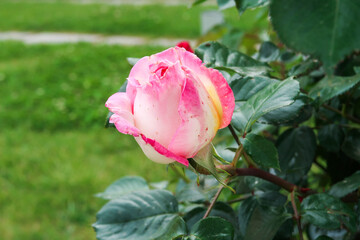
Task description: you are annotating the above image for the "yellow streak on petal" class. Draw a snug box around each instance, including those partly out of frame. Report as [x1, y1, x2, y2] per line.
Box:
[202, 79, 223, 130]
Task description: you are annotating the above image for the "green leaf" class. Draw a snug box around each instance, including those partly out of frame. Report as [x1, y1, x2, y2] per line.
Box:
[235, 0, 269, 14]
[341, 129, 360, 162]
[195, 41, 269, 76]
[175, 174, 218, 203]
[301, 193, 356, 232]
[192, 144, 231, 190]
[258, 93, 312, 125]
[243, 176, 280, 193]
[238, 192, 290, 240]
[93, 190, 187, 240]
[150, 180, 169, 190]
[269, 0, 360, 69]
[307, 225, 347, 240]
[288, 60, 321, 78]
[185, 217, 234, 240]
[276, 126, 317, 184]
[309, 74, 360, 104]
[318, 124, 345, 152]
[217, 0, 236, 10]
[230, 74, 310, 127]
[104, 112, 114, 128]
[232, 78, 300, 134]
[329, 171, 360, 198]
[241, 133, 280, 169]
[256, 41, 280, 62]
[183, 202, 239, 237]
[315, 236, 334, 240]
[230, 75, 276, 101]
[95, 176, 149, 200]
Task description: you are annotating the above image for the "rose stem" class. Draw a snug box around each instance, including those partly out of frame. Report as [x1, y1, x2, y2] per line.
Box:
[203, 178, 230, 219]
[231, 145, 244, 167]
[291, 190, 304, 240]
[202, 184, 225, 219]
[218, 165, 296, 193]
[228, 124, 240, 145]
[227, 194, 252, 204]
[170, 165, 191, 184]
[323, 104, 360, 124]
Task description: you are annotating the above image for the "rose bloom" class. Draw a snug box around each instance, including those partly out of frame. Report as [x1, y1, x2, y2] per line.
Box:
[105, 47, 235, 166]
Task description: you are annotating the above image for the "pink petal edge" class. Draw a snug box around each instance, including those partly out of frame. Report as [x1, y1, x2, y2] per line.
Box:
[105, 92, 140, 136]
[141, 134, 189, 167]
[207, 68, 235, 128]
[110, 114, 140, 137]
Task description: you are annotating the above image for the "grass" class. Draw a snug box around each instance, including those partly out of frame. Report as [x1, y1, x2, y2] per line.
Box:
[0, 41, 173, 240]
[0, 1, 267, 38]
[0, 41, 164, 131]
[0, 128, 171, 240]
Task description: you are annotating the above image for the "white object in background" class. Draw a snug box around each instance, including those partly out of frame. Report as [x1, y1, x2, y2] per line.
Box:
[201, 10, 225, 35]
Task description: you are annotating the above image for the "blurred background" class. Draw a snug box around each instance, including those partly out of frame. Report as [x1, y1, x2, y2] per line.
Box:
[0, 0, 269, 239]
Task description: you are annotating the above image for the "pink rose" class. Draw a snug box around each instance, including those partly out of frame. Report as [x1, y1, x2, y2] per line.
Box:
[105, 47, 235, 166]
[176, 41, 194, 53]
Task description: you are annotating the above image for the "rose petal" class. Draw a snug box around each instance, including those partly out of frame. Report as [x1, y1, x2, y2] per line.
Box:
[132, 62, 184, 147]
[206, 68, 235, 128]
[136, 134, 189, 166]
[168, 77, 218, 158]
[105, 92, 140, 136]
[150, 48, 179, 64]
[175, 47, 235, 128]
[110, 113, 140, 137]
[176, 41, 194, 53]
[105, 92, 132, 115]
[128, 56, 151, 85]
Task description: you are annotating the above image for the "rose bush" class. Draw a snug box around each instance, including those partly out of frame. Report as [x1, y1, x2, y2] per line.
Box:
[105, 47, 235, 166]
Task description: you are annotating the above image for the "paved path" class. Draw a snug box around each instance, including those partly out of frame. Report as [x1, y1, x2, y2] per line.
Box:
[0, 31, 196, 46]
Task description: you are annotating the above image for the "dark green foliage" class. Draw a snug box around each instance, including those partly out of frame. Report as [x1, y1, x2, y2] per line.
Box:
[95, 176, 149, 200]
[183, 202, 239, 237]
[318, 124, 345, 152]
[270, 0, 360, 70]
[342, 129, 360, 163]
[256, 41, 280, 62]
[235, 0, 269, 14]
[276, 127, 317, 184]
[93, 189, 187, 240]
[232, 78, 300, 134]
[241, 133, 280, 169]
[237, 192, 290, 240]
[181, 217, 235, 240]
[195, 41, 269, 76]
[329, 171, 360, 198]
[301, 193, 357, 232]
[309, 74, 360, 104]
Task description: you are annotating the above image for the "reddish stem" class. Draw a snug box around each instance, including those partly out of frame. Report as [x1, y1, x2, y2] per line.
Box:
[218, 165, 297, 193]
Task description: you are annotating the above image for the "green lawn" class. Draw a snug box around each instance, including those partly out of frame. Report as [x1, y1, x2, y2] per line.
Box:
[0, 41, 164, 131]
[0, 1, 266, 38]
[0, 41, 172, 240]
[0, 128, 171, 240]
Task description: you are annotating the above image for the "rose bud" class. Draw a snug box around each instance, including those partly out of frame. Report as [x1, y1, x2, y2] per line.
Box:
[176, 41, 194, 53]
[105, 47, 235, 166]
